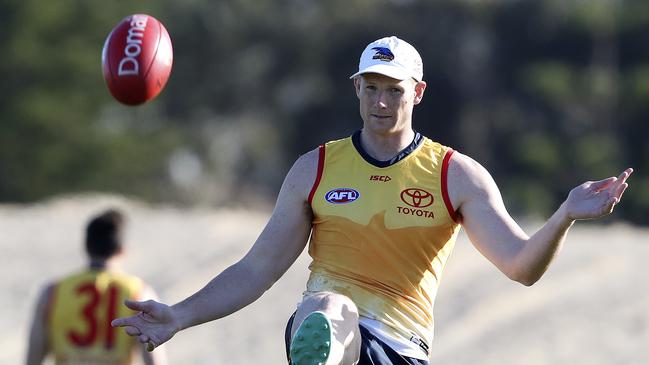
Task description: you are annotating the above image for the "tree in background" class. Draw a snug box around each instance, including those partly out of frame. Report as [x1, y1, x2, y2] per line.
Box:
[0, 0, 646, 224]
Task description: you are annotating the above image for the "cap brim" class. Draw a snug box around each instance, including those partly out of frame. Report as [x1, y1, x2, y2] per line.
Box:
[349, 64, 413, 81]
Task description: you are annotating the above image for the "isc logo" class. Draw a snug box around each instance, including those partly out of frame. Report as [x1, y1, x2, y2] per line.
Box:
[325, 188, 360, 204]
[369, 175, 391, 182]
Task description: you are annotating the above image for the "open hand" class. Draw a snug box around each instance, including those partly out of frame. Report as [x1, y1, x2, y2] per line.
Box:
[564, 168, 633, 220]
[111, 299, 180, 351]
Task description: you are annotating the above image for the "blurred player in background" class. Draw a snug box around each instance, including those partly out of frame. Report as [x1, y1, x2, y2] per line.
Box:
[26, 209, 167, 365]
[111, 36, 632, 365]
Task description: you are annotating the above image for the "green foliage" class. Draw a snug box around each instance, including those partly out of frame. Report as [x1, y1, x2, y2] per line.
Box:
[0, 0, 175, 201]
[521, 62, 578, 105]
[626, 65, 649, 103]
[0, 0, 647, 224]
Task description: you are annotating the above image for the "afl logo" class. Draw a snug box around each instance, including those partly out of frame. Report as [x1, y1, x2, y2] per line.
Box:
[400, 188, 433, 208]
[325, 188, 360, 204]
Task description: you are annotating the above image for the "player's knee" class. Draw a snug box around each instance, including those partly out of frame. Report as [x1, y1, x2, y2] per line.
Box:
[299, 291, 359, 319]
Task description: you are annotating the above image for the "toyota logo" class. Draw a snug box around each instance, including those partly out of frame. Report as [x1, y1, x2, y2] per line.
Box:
[400, 188, 433, 208]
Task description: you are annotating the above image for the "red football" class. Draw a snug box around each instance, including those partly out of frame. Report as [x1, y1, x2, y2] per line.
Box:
[102, 14, 173, 106]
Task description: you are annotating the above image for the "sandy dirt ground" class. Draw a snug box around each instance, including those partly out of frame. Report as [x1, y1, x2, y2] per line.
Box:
[2, 194, 647, 364]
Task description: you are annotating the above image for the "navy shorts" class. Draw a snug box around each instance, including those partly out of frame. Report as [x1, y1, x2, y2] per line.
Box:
[284, 312, 429, 365]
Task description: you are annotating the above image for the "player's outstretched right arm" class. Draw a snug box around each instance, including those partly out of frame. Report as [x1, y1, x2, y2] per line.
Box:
[112, 149, 319, 351]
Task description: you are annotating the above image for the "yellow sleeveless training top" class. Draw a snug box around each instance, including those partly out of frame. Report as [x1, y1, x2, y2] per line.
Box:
[306, 131, 460, 351]
[47, 269, 144, 365]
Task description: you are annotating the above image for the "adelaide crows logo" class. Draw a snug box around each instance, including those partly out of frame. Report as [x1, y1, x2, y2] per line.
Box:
[371, 47, 394, 62]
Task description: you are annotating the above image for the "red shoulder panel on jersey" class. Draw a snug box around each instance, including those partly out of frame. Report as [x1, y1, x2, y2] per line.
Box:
[441, 149, 460, 223]
[308, 145, 326, 205]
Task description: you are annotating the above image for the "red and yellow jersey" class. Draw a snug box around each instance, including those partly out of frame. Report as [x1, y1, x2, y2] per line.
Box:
[306, 131, 460, 350]
[46, 269, 144, 365]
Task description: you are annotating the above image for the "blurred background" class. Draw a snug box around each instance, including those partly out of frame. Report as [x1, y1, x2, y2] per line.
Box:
[1, 0, 647, 223]
[2, 0, 648, 364]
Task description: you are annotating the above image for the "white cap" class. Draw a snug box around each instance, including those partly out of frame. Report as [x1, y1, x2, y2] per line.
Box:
[350, 36, 423, 81]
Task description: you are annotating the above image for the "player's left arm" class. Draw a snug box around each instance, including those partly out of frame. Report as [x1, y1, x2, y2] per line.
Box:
[447, 152, 632, 286]
[25, 284, 54, 365]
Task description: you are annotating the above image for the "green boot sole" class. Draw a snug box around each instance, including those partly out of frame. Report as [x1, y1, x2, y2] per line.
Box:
[290, 311, 333, 365]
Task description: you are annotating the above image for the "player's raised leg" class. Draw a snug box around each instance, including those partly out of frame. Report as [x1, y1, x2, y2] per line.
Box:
[290, 292, 361, 365]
